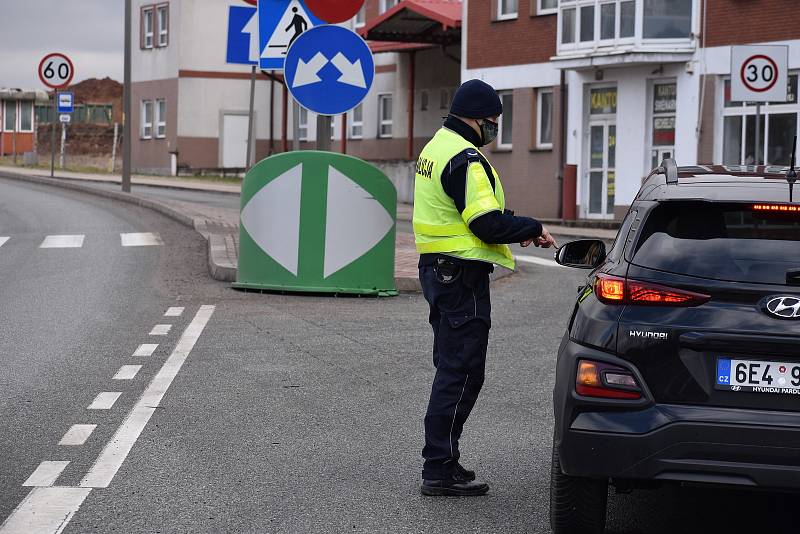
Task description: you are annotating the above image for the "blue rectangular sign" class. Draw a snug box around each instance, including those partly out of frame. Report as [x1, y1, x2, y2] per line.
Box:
[258, 0, 323, 71]
[226, 5, 259, 66]
[57, 91, 74, 114]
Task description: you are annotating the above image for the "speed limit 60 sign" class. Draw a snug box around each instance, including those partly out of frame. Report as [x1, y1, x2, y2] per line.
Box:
[38, 53, 75, 89]
[731, 45, 788, 102]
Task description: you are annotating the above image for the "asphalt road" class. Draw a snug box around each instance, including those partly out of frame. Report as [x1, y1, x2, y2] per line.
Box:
[2, 178, 800, 533]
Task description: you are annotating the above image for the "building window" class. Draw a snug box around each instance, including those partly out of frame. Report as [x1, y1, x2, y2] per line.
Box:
[579, 4, 595, 42]
[599, 2, 615, 40]
[378, 94, 393, 138]
[140, 100, 153, 139]
[157, 4, 169, 47]
[498, 0, 518, 20]
[420, 90, 428, 111]
[19, 101, 32, 132]
[497, 91, 513, 149]
[350, 103, 363, 139]
[298, 107, 308, 141]
[155, 99, 166, 138]
[643, 0, 692, 39]
[440, 88, 451, 110]
[650, 82, 676, 168]
[561, 8, 576, 44]
[3, 101, 17, 132]
[537, 0, 558, 16]
[379, 0, 399, 14]
[722, 74, 799, 166]
[620, 1, 635, 37]
[537, 89, 554, 149]
[141, 7, 154, 49]
[354, 5, 366, 28]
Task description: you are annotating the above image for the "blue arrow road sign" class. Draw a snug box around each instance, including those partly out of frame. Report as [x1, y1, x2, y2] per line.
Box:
[259, 0, 323, 71]
[57, 91, 74, 114]
[284, 25, 375, 116]
[226, 5, 259, 65]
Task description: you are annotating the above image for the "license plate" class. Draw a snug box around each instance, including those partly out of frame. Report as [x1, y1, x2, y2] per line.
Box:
[716, 358, 800, 394]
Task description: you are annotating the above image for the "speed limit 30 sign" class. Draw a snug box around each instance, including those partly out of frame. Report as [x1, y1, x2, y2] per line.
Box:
[731, 45, 788, 102]
[38, 52, 75, 89]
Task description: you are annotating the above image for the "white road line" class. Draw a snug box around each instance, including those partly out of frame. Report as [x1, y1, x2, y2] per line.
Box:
[0, 237, 8, 248]
[81, 305, 215, 488]
[21, 461, 70, 487]
[133, 343, 158, 357]
[87, 392, 122, 410]
[0, 487, 92, 534]
[149, 324, 172, 336]
[516, 255, 560, 268]
[164, 307, 184, 317]
[113, 365, 142, 380]
[39, 235, 85, 249]
[58, 425, 96, 446]
[120, 232, 163, 247]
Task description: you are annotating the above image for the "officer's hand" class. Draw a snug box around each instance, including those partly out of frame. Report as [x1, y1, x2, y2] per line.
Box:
[535, 228, 557, 248]
[520, 238, 534, 247]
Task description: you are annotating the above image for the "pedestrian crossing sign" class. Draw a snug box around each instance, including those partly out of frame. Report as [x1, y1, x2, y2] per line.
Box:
[259, 0, 324, 71]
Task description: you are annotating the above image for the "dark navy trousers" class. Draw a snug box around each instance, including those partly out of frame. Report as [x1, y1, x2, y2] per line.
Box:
[419, 258, 491, 480]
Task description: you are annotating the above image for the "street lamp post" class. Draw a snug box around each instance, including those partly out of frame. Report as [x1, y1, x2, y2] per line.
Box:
[122, 0, 132, 192]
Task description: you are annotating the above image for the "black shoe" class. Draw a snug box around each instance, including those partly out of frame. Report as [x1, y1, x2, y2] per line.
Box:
[454, 462, 476, 482]
[420, 478, 489, 496]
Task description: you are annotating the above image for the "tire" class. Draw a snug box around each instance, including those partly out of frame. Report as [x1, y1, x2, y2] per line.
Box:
[549, 443, 608, 534]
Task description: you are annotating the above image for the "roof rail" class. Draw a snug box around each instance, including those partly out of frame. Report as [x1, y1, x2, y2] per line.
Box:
[662, 158, 679, 185]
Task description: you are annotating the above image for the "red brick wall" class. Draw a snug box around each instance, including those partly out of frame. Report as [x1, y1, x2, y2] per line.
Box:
[705, 0, 800, 47]
[467, 0, 557, 69]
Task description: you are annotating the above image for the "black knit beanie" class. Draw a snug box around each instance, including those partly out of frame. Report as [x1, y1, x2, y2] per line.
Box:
[449, 79, 503, 119]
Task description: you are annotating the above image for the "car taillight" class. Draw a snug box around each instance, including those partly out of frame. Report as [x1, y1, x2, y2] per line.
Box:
[594, 274, 710, 306]
[576, 360, 642, 400]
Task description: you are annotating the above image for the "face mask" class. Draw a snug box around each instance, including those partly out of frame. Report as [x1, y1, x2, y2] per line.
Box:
[478, 119, 499, 146]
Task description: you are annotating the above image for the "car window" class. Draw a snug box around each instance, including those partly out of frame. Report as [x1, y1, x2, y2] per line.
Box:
[606, 209, 637, 263]
[633, 201, 800, 285]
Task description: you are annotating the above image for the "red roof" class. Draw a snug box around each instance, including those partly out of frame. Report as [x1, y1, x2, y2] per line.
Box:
[360, 0, 462, 46]
[368, 41, 433, 54]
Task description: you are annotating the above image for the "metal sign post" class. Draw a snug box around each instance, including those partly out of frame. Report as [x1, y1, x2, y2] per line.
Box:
[316, 115, 331, 152]
[246, 65, 257, 168]
[50, 95, 56, 177]
[123, 0, 132, 192]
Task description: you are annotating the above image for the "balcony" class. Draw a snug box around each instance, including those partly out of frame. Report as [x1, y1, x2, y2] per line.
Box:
[553, 0, 697, 69]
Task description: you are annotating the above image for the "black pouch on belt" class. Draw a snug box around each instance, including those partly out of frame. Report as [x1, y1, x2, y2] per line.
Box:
[433, 257, 462, 284]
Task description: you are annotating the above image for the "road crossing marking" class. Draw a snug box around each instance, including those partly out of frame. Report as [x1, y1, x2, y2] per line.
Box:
[0, 487, 92, 533]
[164, 307, 184, 317]
[81, 305, 215, 488]
[39, 235, 85, 248]
[149, 324, 172, 336]
[120, 232, 163, 247]
[87, 392, 122, 410]
[516, 255, 559, 268]
[58, 425, 96, 446]
[22, 462, 70, 487]
[133, 343, 158, 357]
[113, 365, 142, 380]
[0, 237, 8, 248]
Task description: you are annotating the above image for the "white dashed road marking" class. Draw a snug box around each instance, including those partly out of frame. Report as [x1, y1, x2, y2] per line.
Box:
[82, 305, 215, 488]
[113, 365, 142, 380]
[22, 462, 70, 487]
[58, 425, 96, 446]
[133, 343, 158, 357]
[149, 324, 171, 336]
[120, 232, 163, 247]
[164, 307, 184, 317]
[0, 487, 92, 533]
[39, 235, 85, 249]
[0, 237, 8, 248]
[87, 392, 122, 410]
[516, 255, 559, 268]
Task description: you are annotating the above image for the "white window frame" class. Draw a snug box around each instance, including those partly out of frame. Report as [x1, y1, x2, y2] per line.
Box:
[3, 101, 17, 132]
[155, 98, 166, 139]
[350, 103, 363, 139]
[537, 0, 558, 16]
[536, 89, 554, 149]
[379, 0, 399, 14]
[378, 93, 393, 139]
[354, 5, 366, 28]
[140, 100, 153, 139]
[496, 91, 513, 149]
[156, 4, 169, 47]
[18, 100, 33, 132]
[142, 7, 154, 49]
[298, 107, 309, 141]
[497, 0, 518, 20]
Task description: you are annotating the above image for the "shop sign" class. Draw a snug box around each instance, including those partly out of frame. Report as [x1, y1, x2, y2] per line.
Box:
[653, 83, 676, 113]
[590, 88, 617, 115]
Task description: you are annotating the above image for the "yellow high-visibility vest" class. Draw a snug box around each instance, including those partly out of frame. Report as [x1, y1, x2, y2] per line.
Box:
[413, 127, 515, 270]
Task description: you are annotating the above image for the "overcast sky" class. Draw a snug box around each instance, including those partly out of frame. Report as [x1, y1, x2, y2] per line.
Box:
[0, 1, 124, 88]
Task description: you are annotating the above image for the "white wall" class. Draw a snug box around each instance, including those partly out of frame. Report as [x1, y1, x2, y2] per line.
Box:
[132, 0, 181, 82]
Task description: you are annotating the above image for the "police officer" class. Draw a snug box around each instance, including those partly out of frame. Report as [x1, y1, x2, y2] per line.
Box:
[414, 79, 556, 496]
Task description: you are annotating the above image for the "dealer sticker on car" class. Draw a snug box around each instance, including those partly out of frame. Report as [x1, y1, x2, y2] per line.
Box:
[717, 358, 800, 394]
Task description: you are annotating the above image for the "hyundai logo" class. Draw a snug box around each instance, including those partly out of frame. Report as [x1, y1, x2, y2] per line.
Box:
[765, 296, 800, 319]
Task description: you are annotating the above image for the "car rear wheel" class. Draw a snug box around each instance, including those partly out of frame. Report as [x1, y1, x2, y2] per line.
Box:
[550, 443, 608, 534]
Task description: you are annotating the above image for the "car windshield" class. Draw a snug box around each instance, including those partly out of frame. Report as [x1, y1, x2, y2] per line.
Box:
[633, 201, 800, 285]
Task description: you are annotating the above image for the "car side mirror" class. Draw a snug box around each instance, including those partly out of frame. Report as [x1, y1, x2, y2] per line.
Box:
[554, 239, 607, 269]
